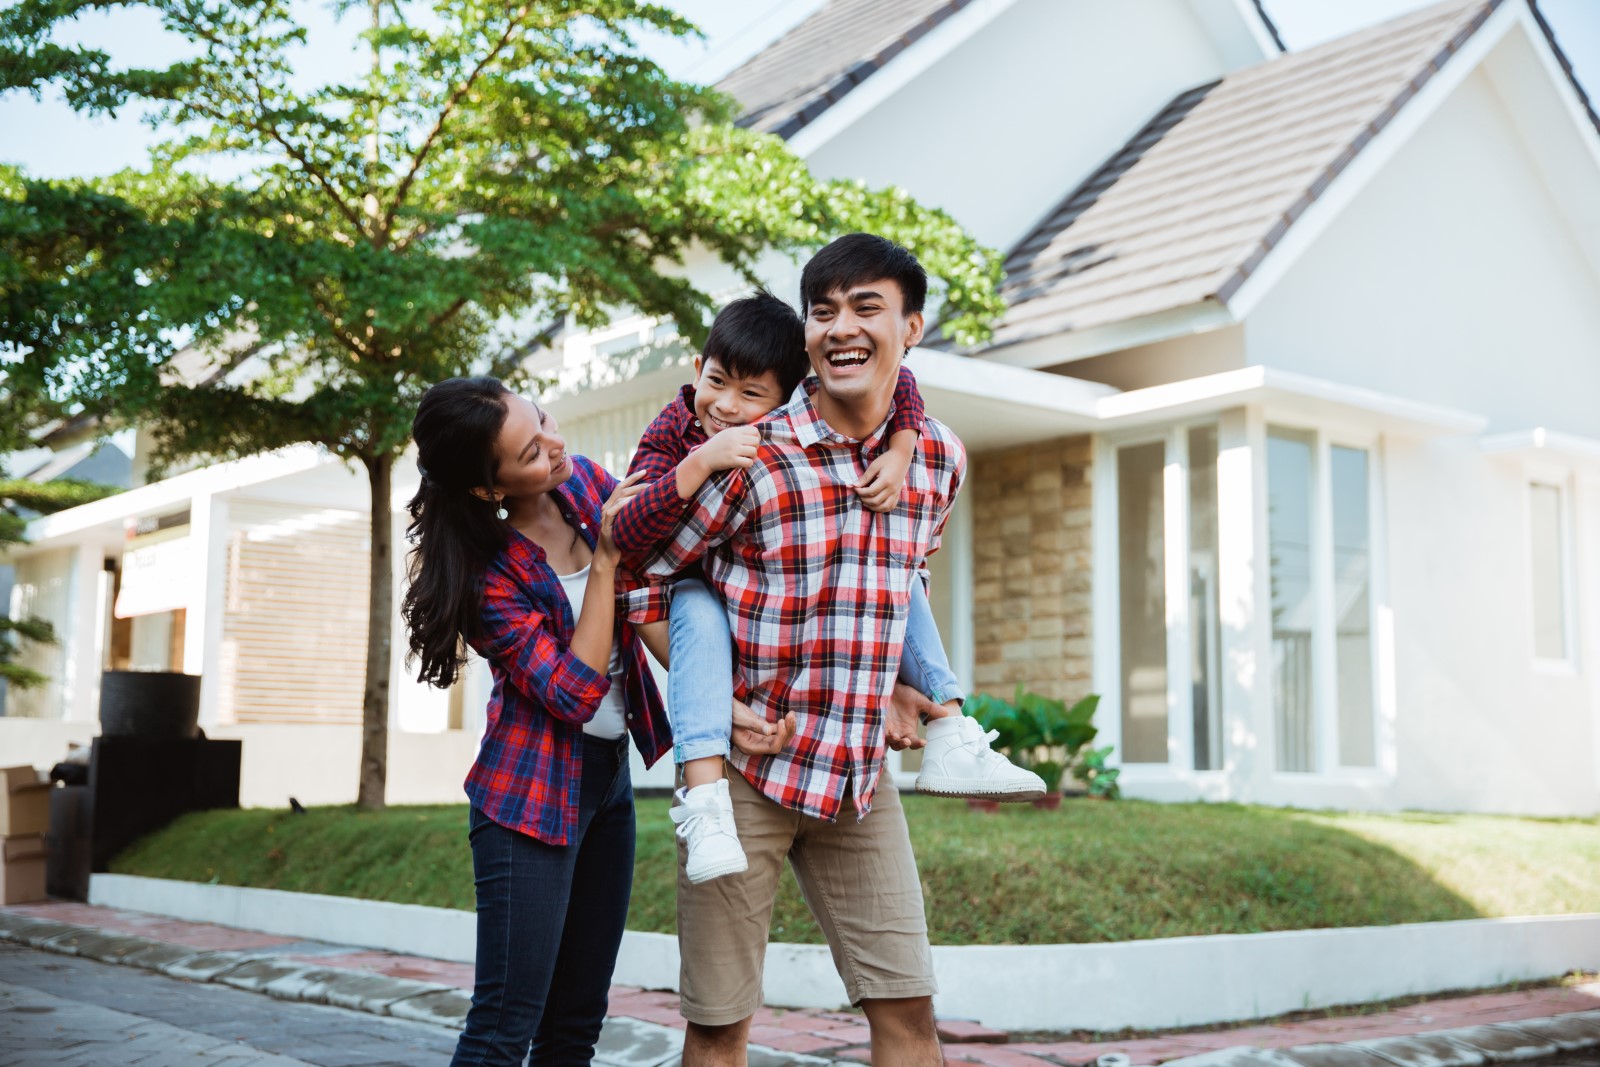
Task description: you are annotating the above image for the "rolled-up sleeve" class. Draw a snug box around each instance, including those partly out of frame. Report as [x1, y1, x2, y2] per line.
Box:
[473, 564, 610, 724]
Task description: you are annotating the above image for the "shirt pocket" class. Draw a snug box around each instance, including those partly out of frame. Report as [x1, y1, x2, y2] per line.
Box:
[872, 487, 938, 575]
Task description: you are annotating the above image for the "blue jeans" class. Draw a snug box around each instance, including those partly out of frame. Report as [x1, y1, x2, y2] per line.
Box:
[450, 735, 634, 1067]
[668, 576, 964, 766]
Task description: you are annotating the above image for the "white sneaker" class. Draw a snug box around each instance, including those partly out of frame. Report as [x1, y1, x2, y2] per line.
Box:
[915, 716, 1047, 801]
[670, 779, 749, 884]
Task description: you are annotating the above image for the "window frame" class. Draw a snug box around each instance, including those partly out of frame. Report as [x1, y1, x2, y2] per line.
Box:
[1527, 468, 1578, 674]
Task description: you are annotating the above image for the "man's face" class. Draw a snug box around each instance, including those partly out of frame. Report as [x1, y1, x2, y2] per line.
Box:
[804, 278, 924, 412]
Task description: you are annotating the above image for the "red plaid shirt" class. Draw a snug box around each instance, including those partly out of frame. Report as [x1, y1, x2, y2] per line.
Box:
[626, 382, 964, 822]
[464, 454, 671, 845]
[612, 366, 927, 555]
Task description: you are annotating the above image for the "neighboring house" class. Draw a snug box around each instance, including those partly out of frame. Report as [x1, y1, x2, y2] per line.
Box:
[5, 0, 1596, 816]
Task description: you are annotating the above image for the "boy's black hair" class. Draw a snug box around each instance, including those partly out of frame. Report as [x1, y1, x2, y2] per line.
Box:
[800, 232, 928, 317]
[702, 289, 809, 397]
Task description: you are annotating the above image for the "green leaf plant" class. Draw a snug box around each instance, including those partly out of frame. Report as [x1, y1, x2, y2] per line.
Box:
[968, 687, 1114, 797]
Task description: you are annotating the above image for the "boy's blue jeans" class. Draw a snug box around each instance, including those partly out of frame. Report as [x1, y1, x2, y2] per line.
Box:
[668, 576, 963, 765]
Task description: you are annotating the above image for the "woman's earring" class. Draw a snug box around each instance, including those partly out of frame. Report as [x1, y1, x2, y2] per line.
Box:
[495, 499, 509, 520]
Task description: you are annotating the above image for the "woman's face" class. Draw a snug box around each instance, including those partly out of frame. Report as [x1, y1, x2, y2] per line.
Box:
[488, 394, 571, 500]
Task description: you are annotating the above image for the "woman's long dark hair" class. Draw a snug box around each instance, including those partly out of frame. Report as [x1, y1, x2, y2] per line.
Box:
[402, 376, 516, 688]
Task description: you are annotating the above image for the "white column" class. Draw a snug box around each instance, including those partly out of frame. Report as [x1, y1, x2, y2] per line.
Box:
[60, 542, 105, 724]
[1163, 426, 1193, 772]
[1090, 434, 1121, 762]
[190, 493, 230, 727]
[1215, 407, 1269, 800]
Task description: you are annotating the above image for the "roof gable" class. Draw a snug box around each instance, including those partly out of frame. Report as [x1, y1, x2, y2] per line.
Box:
[715, 0, 975, 139]
[986, 0, 1506, 354]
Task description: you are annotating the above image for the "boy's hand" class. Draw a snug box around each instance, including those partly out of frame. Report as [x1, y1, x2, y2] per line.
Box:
[856, 445, 912, 512]
[695, 425, 761, 474]
[731, 699, 797, 756]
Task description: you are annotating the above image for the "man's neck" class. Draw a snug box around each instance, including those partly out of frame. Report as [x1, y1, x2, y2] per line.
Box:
[811, 388, 893, 441]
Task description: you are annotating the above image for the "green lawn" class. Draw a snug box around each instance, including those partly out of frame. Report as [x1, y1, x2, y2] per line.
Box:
[110, 797, 1600, 945]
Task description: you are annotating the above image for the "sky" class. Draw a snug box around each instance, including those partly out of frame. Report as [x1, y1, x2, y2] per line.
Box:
[1, 0, 1596, 179]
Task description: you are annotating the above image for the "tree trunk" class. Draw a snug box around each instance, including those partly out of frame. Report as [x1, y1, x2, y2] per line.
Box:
[357, 451, 393, 810]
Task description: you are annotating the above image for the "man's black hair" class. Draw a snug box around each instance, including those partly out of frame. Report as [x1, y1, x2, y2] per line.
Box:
[799, 233, 928, 317]
[702, 289, 809, 397]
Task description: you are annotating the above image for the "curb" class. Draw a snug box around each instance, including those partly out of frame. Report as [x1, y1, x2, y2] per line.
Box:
[4, 911, 1599, 1067]
[0, 911, 834, 1067]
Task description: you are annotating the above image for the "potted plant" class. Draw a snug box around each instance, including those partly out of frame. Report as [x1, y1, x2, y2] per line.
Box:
[967, 687, 1115, 809]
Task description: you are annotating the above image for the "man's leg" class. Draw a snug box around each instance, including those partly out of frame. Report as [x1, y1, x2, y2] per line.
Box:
[676, 765, 798, 1067]
[861, 997, 941, 1067]
[788, 773, 941, 1067]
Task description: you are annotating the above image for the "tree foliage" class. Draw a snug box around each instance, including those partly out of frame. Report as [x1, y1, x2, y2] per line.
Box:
[0, 0, 1006, 803]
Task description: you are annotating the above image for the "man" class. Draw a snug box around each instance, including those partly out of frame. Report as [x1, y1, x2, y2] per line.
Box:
[632, 233, 965, 1066]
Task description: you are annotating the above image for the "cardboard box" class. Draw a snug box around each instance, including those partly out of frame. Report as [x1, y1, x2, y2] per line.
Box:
[0, 766, 51, 837]
[1, 834, 47, 904]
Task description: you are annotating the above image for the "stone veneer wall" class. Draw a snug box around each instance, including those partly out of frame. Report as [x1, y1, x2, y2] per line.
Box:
[969, 435, 1093, 703]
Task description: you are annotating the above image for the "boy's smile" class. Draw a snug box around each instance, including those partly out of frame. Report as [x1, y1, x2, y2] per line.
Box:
[692, 355, 786, 433]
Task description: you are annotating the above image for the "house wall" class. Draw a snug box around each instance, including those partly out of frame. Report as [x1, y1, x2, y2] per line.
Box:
[802, 0, 1241, 253]
[970, 436, 1094, 704]
[1247, 68, 1600, 438]
[1240, 66, 1600, 815]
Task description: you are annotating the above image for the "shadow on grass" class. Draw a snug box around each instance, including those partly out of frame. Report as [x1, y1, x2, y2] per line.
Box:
[115, 797, 1507, 946]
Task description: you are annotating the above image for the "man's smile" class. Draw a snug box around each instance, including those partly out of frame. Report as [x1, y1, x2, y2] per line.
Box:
[826, 346, 872, 369]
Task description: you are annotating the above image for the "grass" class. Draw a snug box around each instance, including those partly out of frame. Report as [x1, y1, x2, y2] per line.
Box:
[111, 796, 1600, 945]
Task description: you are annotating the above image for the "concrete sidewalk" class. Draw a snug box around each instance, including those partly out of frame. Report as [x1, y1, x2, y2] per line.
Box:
[2, 900, 1598, 1067]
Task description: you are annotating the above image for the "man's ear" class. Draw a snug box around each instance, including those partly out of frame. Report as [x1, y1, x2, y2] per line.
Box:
[903, 311, 925, 353]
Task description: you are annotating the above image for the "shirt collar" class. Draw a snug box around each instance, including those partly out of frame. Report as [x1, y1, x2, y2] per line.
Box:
[788, 377, 893, 454]
[674, 384, 700, 438]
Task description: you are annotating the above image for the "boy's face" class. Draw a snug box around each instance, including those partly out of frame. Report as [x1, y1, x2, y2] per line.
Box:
[692, 356, 787, 434]
[804, 278, 923, 411]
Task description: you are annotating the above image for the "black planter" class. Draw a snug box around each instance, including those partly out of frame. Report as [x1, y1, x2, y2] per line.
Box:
[98, 670, 202, 739]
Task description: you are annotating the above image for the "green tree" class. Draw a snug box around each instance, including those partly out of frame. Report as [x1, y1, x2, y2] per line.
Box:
[0, 0, 1005, 807]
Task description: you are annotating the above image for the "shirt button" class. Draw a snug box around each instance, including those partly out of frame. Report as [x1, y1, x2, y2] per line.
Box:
[581, 522, 588, 529]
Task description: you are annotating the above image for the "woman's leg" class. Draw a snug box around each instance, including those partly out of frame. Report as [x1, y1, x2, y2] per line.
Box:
[898, 578, 965, 707]
[450, 806, 580, 1067]
[669, 578, 736, 787]
[530, 739, 637, 1066]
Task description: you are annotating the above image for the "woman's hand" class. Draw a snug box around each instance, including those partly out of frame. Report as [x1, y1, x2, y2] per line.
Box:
[731, 698, 797, 757]
[595, 472, 647, 569]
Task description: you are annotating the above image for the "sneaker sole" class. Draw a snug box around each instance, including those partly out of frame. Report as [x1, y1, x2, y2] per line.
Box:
[684, 855, 750, 885]
[914, 776, 1047, 803]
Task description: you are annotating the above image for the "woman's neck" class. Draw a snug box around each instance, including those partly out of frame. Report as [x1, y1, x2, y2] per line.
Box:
[507, 490, 588, 570]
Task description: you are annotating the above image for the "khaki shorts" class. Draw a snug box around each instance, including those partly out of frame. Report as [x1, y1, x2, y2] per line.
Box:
[674, 763, 937, 1026]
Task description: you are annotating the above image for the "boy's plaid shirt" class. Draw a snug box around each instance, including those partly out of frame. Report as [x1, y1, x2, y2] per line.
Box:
[465, 454, 671, 845]
[625, 382, 964, 823]
[611, 367, 927, 555]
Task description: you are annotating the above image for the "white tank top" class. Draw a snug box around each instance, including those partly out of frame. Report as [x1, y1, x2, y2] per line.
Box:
[553, 564, 627, 740]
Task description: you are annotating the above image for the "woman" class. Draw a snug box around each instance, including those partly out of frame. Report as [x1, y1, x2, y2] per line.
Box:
[402, 377, 786, 1066]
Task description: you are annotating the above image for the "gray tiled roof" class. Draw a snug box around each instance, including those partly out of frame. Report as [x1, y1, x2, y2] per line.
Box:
[715, 0, 975, 138]
[986, 0, 1503, 352]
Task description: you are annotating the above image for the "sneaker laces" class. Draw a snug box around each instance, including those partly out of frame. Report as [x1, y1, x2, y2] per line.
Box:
[954, 716, 1002, 755]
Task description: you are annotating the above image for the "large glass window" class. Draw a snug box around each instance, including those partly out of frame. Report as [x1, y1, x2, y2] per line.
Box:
[1118, 441, 1168, 763]
[1530, 483, 1568, 661]
[1332, 447, 1375, 767]
[1188, 427, 1222, 770]
[1268, 430, 1315, 773]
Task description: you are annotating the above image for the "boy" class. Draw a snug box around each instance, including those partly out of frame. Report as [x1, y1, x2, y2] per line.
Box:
[614, 289, 1042, 884]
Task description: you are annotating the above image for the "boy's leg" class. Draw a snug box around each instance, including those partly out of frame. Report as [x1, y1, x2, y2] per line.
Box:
[902, 581, 1045, 801]
[787, 773, 942, 1066]
[669, 578, 735, 768]
[677, 766, 799, 1067]
[897, 579, 964, 708]
[668, 578, 747, 883]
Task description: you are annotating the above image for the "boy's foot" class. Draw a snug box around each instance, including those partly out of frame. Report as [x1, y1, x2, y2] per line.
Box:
[671, 779, 749, 884]
[915, 717, 1047, 801]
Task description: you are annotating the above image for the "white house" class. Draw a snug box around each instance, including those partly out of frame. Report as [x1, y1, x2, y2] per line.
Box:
[6, 0, 1598, 817]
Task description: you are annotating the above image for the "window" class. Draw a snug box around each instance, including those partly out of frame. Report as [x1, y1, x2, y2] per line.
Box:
[1188, 427, 1223, 771]
[1267, 430, 1315, 773]
[1117, 441, 1168, 763]
[1530, 482, 1569, 662]
[1267, 429, 1379, 774]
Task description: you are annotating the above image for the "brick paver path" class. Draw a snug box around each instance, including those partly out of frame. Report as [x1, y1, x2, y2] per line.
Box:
[9, 901, 1600, 1065]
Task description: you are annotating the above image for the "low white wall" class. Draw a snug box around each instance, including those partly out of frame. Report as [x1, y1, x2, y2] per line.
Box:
[88, 874, 1600, 1031]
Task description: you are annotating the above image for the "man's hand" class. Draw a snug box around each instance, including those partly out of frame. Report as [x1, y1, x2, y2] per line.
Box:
[886, 682, 938, 751]
[731, 699, 797, 756]
[856, 441, 913, 512]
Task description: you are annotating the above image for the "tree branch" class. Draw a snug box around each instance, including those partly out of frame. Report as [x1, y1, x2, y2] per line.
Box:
[379, 4, 534, 242]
